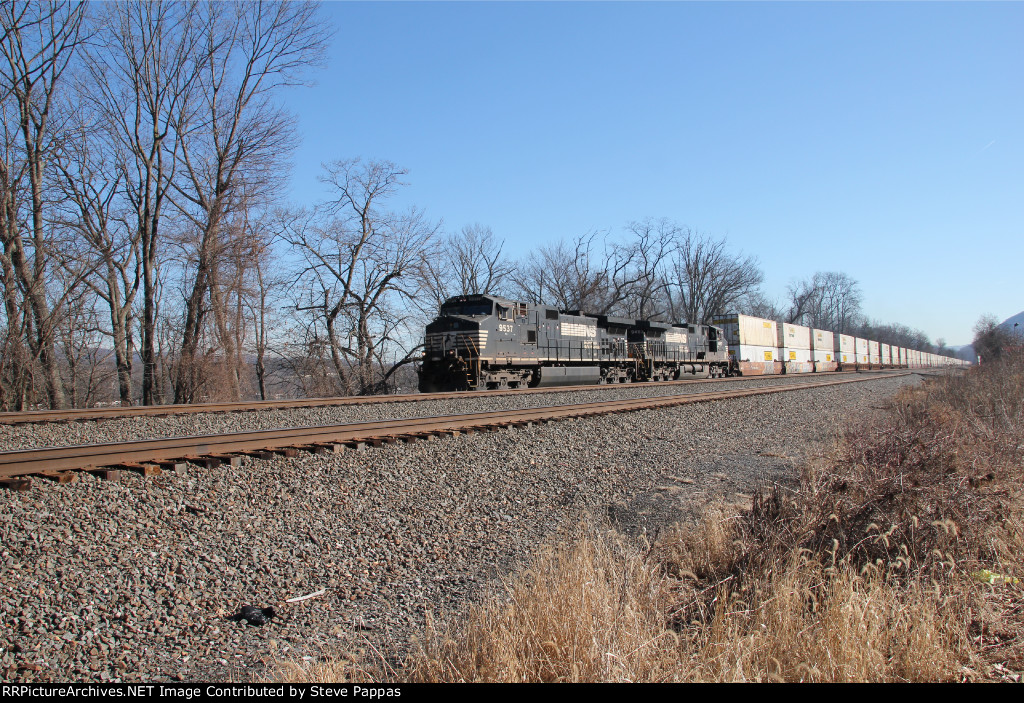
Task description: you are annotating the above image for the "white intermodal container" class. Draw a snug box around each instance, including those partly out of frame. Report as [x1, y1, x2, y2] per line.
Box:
[868, 340, 880, 366]
[811, 328, 837, 371]
[777, 322, 813, 372]
[855, 338, 870, 365]
[711, 314, 780, 375]
[777, 322, 811, 350]
[881, 343, 891, 366]
[833, 334, 855, 366]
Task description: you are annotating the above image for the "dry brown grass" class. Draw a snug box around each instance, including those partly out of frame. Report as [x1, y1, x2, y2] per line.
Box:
[279, 356, 1024, 683]
[410, 524, 677, 682]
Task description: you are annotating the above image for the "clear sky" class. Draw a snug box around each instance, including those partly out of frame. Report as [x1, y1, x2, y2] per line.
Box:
[280, 1, 1023, 346]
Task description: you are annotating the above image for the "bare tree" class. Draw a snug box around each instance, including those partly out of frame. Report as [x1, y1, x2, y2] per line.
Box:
[0, 83, 32, 409]
[421, 223, 513, 310]
[814, 271, 861, 333]
[82, 0, 202, 405]
[52, 115, 142, 405]
[972, 314, 1013, 363]
[783, 276, 819, 325]
[857, 320, 932, 352]
[286, 159, 440, 396]
[0, 0, 85, 409]
[664, 227, 763, 325]
[620, 218, 676, 320]
[784, 271, 862, 332]
[172, 0, 329, 403]
[511, 231, 641, 314]
[511, 238, 590, 309]
[238, 211, 287, 401]
[736, 289, 783, 321]
[52, 267, 116, 408]
[448, 223, 511, 297]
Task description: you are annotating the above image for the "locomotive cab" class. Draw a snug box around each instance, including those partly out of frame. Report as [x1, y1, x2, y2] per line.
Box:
[419, 294, 538, 392]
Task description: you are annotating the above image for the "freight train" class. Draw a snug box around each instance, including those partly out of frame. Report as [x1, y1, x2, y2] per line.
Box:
[417, 295, 968, 393]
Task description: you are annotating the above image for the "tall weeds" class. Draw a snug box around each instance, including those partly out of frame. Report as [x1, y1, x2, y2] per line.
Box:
[284, 358, 1024, 682]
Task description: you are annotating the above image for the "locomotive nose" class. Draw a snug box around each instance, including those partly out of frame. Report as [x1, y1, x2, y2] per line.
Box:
[425, 318, 482, 360]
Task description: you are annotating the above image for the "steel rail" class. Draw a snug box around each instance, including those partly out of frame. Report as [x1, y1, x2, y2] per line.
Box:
[0, 373, 905, 480]
[0, 370, 873, 425]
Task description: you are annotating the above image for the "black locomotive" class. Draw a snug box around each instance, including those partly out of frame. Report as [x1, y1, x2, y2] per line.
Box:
[418, 294, 733, 392]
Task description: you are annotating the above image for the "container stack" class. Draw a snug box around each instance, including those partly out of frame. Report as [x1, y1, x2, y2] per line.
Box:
[711, 314, 781, 375]
[811, 328, 837, 372]
[833, 333, 855, 369]
[868, 340, 881, 368]
[777, 322, 814, 373]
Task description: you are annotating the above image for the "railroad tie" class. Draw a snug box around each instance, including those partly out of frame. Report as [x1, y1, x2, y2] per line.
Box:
[155, 460, 188, 474]
[183, 456, 222, 470]
[0, 477, 31, 492]
[208, 454, 243, 467]
[38, 470, 77, 484]
[242, 449, 278, 460]
[114, 462, 163, 477]
[314, 443, 347, 453]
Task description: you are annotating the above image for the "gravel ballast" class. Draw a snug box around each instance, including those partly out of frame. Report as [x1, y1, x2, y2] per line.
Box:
[3, 374, 886, 452]
[1, 373, 918, 682]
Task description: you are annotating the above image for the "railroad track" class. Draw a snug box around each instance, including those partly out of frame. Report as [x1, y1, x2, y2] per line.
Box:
[0, 370, 876, 425]
[0, 372, 908, 490]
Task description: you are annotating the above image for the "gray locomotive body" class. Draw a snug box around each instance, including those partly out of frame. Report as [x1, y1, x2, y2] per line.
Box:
[418, 294, 732, 392]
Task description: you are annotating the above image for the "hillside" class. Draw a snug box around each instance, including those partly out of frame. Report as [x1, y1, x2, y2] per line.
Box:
[999, 310, 1024, 338]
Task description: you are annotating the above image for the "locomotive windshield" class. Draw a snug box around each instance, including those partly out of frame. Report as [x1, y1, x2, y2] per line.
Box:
[441, 300, 493, 317]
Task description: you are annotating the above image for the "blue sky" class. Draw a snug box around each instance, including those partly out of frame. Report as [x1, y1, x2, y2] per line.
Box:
[281, 1, 1022, 346]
